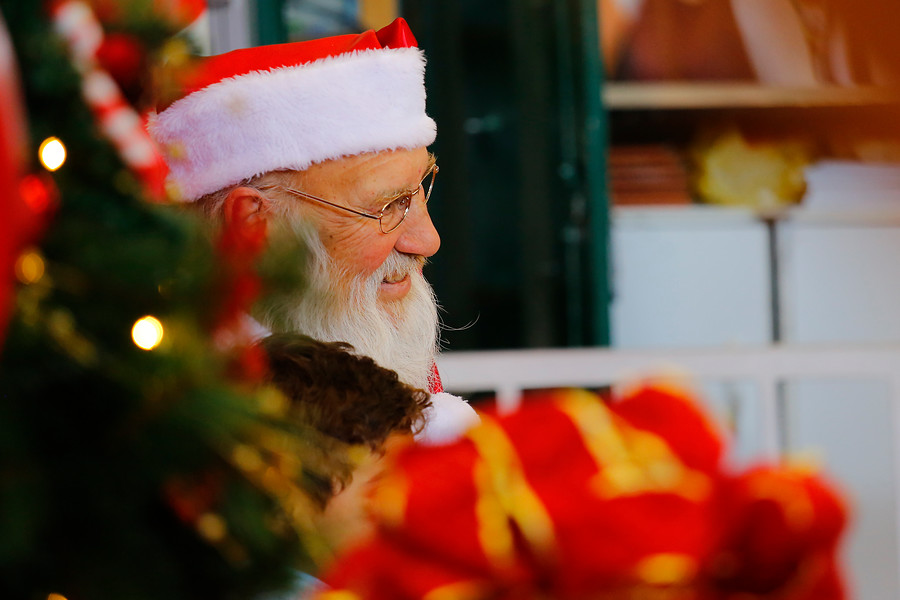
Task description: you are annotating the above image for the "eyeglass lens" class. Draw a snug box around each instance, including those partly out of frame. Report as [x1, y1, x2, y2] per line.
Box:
[379, 166, 437, 233]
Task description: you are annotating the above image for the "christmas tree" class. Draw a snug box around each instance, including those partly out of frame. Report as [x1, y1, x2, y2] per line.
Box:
[0, 2, 328, 599]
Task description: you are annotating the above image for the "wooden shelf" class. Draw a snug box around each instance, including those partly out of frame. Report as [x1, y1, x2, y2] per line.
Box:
[613, 204, 900, 227]
[604, 82, 900, 111]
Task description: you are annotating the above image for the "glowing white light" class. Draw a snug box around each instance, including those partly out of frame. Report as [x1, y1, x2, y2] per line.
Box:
[131, 316, 164, 350]
[39, 137, 67, 171]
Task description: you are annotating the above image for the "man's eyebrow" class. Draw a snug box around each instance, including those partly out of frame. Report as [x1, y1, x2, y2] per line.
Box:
[372, 153, 437, 205]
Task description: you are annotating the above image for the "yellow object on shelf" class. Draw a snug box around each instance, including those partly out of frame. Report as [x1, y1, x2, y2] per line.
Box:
[691, 127, 815, 209]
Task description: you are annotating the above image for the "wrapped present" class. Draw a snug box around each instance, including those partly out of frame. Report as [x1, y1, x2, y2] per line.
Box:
[314, 384, 848, 600]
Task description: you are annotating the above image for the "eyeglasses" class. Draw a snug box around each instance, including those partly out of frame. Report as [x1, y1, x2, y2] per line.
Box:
[264, 162, 439, 234]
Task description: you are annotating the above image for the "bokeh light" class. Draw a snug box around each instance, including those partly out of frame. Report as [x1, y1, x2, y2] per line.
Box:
[196, 513, 227, 543]
[14, 250, 45, 284]
[38, 137, 67, 171]
[19, 174, 56, 213]
[131, 316, 164, 350]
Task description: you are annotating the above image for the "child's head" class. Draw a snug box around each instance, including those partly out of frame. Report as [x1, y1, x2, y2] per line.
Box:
[260, 334, 431, 451]
[260, 334, 431, 553]
[260, 334, 431, 559]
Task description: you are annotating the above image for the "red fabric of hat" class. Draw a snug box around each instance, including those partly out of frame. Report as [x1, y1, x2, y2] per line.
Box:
[179, 19, 419, 100]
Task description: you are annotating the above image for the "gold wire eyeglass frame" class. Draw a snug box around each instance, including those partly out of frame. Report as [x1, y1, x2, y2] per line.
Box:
[262, 162, 439, 234]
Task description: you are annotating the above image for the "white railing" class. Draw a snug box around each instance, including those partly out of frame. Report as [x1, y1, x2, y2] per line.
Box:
[436, 343, 900, 599]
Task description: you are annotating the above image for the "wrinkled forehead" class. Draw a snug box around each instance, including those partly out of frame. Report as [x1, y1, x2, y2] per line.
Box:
[295, 147, 433, 202]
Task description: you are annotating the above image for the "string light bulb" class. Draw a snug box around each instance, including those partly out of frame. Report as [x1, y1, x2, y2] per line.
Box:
[39, 137, 67, 171]
[15, 249, 45, 284]
[131, 316, 164, 350]
[196, 512, 228, 543]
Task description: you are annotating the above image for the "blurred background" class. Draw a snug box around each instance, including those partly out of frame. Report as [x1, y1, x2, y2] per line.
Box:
[33, 1, 900, 598]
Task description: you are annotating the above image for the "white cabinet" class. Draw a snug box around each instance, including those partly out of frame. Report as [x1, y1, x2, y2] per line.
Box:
[778, 216, 900, 600]
[611, 206, 900, 600]
[611, 206, 772, 348]
[780, 218, 900, 343]
[783, 378, 899, 600]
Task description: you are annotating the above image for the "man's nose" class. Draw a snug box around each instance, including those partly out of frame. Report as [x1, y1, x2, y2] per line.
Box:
[394, 200, 440, 258]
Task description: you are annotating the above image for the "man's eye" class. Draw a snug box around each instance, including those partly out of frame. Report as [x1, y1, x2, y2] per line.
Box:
[384, 194, 412, 215]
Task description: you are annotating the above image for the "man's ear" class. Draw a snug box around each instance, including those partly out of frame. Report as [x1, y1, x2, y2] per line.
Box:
[223, 186, 269, 228]
[222, 186, 271, 246]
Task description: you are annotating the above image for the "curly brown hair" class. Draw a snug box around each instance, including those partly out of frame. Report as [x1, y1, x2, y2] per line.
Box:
[259, 334, 431, 508]
[260, 333, 431, 449]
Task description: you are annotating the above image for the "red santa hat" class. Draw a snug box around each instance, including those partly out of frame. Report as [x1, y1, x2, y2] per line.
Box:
[148, 18, 436, 202]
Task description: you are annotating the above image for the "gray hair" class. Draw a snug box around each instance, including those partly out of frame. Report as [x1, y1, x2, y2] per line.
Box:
[191, 170, 304, 223]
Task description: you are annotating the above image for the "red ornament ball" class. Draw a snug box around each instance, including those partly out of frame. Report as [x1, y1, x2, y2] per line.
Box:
[96, 33, 146, 97]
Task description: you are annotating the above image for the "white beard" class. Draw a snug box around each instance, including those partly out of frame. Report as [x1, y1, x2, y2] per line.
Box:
[255, 224, 440, 390]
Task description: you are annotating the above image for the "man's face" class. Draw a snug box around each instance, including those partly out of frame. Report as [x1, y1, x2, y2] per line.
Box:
[254, 147, 442, 389]
[294, 147, 440, 305]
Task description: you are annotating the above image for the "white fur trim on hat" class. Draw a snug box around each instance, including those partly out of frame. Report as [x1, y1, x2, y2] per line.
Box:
[148, 47, 436, 202]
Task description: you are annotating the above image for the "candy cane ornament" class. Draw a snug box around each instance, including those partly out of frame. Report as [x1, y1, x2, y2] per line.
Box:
[51, 0, 169, 201]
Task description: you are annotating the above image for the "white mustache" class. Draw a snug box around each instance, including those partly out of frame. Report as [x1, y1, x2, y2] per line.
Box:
[371, 252, 425, 286]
